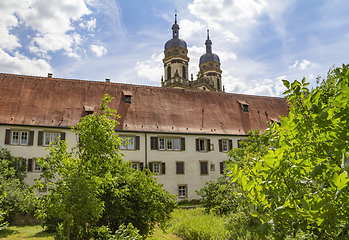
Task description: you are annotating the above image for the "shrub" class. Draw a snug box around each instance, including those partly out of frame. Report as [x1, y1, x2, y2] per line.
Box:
[170, 208, 229, 240]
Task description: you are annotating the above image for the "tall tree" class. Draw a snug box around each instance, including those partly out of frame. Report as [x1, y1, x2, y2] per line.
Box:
[37, 94, 177, 239]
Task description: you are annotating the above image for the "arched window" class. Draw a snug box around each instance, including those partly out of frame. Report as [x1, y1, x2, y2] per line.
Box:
[167, 66, 171, 80]
[182, 66, 186, 78]
[217, 78, 221, 90]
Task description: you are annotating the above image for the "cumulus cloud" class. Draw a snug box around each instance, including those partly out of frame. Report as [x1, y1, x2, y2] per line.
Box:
[135, 53, 163, 83]
[90, 45, 107, 57]
[179, 19, 205, 40]
[0, 49, 52, 76]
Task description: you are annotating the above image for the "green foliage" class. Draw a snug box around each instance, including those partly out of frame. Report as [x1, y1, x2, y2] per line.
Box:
[37, 94, 177, 239]
[197, 174, 238, 215]
[231, 64, 349, 239]
[170, 208, 229, 240]
[0, 188, 8, 231]
[0, 147, 38, 224]
[111, 223, 142, 240]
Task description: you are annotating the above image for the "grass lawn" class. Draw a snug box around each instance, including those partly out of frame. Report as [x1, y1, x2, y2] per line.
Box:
[0, 225, 54, 239]
[0, 225, 181, 239]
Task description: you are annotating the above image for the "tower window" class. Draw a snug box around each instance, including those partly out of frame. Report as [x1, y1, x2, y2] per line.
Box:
[182, 66, 186, 78]
[217, 78, 221, 90]
[167, 66, 171, 80]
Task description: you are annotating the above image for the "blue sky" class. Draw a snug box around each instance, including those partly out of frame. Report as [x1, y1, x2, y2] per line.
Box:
[1, 0, 349, 96]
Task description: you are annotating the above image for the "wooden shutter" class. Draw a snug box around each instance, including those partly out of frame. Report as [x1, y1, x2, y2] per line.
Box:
[229, 140, 233, 151]
[176, 162, 184, 174]
[140, 162, 144, 171]
[135, 136, 140, 150]
[60, 132, 66, 141]
[150, 137, 158, 150]
[219, 139, 222, 152]
[220, 162, 224, 174]
[27, 159, 33, 172]
[38, 131, 43, 146]
[207, 139, 211, 152]
[181, 137, 185, 151]
[162, 162, 166, 175]
[5, 129, 11, 144]
[200, 162, 208, 175]
[196, 139, 199, 151]
[28, 131, 34, 146]
[148, 162, 153, 172]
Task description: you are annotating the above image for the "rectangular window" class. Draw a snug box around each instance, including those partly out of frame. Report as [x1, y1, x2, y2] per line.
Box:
[178, 185, 187, 198]
[153, 162, 161, 174]
[167, 138, 173, 150]
[159, 138, 165, 150]
[200, 161, 208, 175]
[176, 162, 184, 174]
[200, 139, 206, 151]
[20, 132, 28, 145]
[120, 136, 135, 150]
[43, 132, 61, 146]
[174, 138, 180, 150]
[210, 163, 215, 171]
[34, 160, 41, 172]
[222, 140, 228, 152]
[131, 162, 139, 170]
[11, 131, 19, 145]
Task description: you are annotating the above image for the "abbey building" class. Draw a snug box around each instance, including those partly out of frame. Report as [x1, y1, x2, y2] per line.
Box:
[0, 15, 289, 200]
[162, 15, 223, 92]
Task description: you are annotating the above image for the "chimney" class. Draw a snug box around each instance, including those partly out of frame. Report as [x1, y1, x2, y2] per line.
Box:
[105, 78, 110, 83]
[48, 73, 53, 78]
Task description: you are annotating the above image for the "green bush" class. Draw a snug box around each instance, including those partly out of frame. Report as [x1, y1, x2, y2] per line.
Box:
[170, 208, 229, 240]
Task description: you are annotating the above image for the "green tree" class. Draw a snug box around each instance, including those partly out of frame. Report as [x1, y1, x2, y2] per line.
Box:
[231, 64, 349, 239]
[37, 94, 177, 239]
[0, 148, 37, 224]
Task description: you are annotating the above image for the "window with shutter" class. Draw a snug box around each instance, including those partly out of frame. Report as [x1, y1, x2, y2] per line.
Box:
[181, 137, 185, 151]
[28, 131, 34, 146]
[135, 136, 140, 150]
[162, 162, 166, 175]
[176, 162, 184, 174]
[119, 136, 135, 150]
[150, 137, 158, 150]
[220, 162, 224, 174]
[140, 162, 144, 171]
[27, 159, 33, 172]
[200, 161, 208, 175]
[219, 139, 222, 152]
[229, 139, 233, 151]
[5, 129, 11, 144]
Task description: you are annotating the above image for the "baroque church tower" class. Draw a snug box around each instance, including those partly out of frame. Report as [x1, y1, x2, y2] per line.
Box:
[162, 15, 223, 92]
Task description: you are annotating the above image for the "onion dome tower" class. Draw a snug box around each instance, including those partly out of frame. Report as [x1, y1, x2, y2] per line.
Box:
[195, 30, 222, 92]
[162, 14, 190, 89]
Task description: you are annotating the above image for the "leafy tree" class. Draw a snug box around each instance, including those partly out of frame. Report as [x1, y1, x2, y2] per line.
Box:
[231, 64, 349, 239]
[0, 148, 37, 224]
[37, 94, 177, 239]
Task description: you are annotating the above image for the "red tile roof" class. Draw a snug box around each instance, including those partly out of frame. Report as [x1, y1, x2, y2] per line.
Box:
[0, 73, 289, 135]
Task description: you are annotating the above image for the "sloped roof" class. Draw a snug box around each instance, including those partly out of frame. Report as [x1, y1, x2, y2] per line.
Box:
[0, 73, 289, 135]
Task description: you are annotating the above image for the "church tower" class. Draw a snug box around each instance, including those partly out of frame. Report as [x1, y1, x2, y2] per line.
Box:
[162, 14, 190, 89]
[195, 30, 222, 92]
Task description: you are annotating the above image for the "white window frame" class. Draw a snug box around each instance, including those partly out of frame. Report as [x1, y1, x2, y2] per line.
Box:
[159, 138, 165, 150]
[131, 162, 139, 170]
[174, 138, 180, 150]
[120, 136, 135, 150]
[178, 185, 187, 198]
[222, 139, 228, 152]
[167, 138, 173, 150]
[43, 132, 60, 146]
[153, 162, 161, 174]
[11, 130, 29, 145]
[34, 160, 41, 172]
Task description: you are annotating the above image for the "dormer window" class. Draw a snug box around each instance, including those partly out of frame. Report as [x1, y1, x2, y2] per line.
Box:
[238, 100, 249, 112]
[84, 106, 95, 115]
[123, 91, 132, 103]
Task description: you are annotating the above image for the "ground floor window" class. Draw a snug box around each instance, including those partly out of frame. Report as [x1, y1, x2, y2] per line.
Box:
[178, 185, 187, 198]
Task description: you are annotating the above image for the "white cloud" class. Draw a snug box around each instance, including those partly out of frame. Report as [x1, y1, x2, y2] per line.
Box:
[179, 19, 205, 40]
[135, 53, 163, 83]
[223, 30, 240, 42]
[0, 49, 52, 76]
[188, 0, 267, 23]
[90, 45, 107, 57]
[288, 59, 318, 70]
[80, 18, 96, 31]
